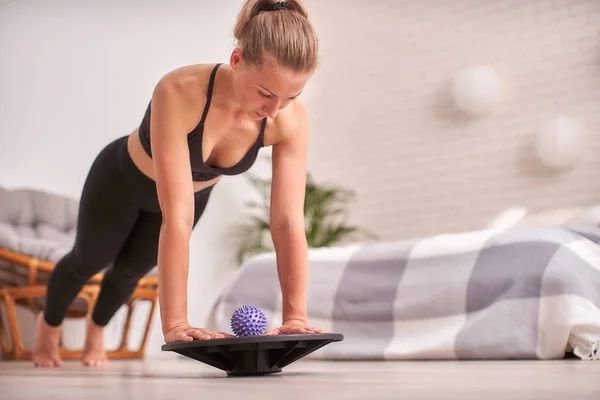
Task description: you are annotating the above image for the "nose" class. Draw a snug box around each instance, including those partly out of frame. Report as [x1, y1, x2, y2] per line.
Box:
[264, 99, 281, 118]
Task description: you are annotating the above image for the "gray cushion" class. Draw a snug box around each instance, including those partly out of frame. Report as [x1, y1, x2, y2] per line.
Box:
[0, 187, 78, 263]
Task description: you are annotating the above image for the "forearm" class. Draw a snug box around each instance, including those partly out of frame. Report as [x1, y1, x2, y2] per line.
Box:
[157, 220, 192, 333]
[272, 226, 309, 323]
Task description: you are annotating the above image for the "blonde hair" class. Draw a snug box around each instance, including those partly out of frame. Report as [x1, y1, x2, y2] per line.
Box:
[233, 0, 319, 73]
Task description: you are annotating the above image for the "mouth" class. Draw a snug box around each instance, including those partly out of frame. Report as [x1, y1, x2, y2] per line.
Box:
[254, 110, 266, 119]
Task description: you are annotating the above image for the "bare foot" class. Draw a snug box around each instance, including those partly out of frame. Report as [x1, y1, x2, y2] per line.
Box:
[81, 315, 108, 367]
[32, 313, 63, 367]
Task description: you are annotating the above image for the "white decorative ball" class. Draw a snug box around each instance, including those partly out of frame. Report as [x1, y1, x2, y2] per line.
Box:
[534, 116, 587, 171]
[451, 65, 502, 115]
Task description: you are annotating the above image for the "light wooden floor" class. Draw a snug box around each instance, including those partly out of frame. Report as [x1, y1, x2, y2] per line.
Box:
[1, 357, 600, 399]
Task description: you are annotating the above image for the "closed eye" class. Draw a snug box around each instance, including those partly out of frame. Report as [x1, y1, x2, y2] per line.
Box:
[259, 88, 301, 100]
[259, 90, 274, 99]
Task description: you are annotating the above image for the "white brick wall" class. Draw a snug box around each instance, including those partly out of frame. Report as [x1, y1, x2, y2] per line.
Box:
[302, 0, 600, 241]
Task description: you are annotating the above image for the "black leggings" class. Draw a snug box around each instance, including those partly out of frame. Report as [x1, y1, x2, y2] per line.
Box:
[44, 135, 214, 327]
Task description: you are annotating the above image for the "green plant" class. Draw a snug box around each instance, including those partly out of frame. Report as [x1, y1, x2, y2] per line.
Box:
[231, 159, 378, 265]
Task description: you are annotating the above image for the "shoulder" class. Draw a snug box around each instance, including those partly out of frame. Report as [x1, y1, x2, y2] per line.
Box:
[150, 64, 217, 130]
[153, 64, 214, 107]
[266, 99, 309, 148]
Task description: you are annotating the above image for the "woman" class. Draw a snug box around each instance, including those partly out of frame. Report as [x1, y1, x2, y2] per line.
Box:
[32, 0, 325, 368]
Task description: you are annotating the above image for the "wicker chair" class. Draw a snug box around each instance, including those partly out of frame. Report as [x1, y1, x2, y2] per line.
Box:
[0, 186, 159, 361]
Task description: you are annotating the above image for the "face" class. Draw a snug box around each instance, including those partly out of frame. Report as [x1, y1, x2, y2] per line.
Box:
[229, 48, 312, 120]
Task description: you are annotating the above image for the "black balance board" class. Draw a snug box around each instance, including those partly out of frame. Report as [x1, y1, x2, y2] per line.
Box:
[162, 333, 343, 376]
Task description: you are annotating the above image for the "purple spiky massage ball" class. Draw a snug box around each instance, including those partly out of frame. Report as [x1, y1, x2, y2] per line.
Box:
[231, 305, 267, 337]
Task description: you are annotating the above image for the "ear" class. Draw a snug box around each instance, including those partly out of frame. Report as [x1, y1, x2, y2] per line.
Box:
[230, 48, 244, 70]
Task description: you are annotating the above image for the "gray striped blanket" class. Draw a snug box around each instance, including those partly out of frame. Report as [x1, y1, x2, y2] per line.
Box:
[206, 225, 600, 360]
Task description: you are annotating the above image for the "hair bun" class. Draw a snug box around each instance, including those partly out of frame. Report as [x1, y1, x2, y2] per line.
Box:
[263, 1, 288, 12]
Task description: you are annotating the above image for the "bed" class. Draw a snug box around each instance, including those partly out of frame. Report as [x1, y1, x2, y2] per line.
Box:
[206, 223, 600, 361]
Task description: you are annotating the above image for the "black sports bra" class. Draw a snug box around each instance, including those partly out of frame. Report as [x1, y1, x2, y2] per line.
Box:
[138, 63, 267, 181]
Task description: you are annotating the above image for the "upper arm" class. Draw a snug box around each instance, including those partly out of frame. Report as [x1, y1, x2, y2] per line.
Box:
[150, 77, 196, 228]
[269, 103, 309, 232]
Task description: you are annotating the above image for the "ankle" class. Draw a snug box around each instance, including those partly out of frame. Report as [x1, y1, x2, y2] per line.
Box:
[87, 314, 107, 329]
[38, 313, 61, 331]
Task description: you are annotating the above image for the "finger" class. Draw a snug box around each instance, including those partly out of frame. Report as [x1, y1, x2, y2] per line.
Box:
[175, 331, 194, 342]
[281, 327, 312, 335]
[203, 330, 231, 339]
[307, 327, 328, 334]
[265, 329, 280, 336]
[164, 331, 192, 344]
[187, 329, 212, 340]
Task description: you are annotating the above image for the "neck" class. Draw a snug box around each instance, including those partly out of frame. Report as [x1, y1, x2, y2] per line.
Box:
[218, 65, 255, 122]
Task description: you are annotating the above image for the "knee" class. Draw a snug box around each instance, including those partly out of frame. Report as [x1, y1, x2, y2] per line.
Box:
[113, 248, 157, 281]
[55, 250, 107, 282]
[112, 261, 154, 282]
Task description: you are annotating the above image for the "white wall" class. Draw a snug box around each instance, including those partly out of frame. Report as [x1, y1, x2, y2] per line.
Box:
[0, 0, 269, 358]
[302, 0, 600, 240]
